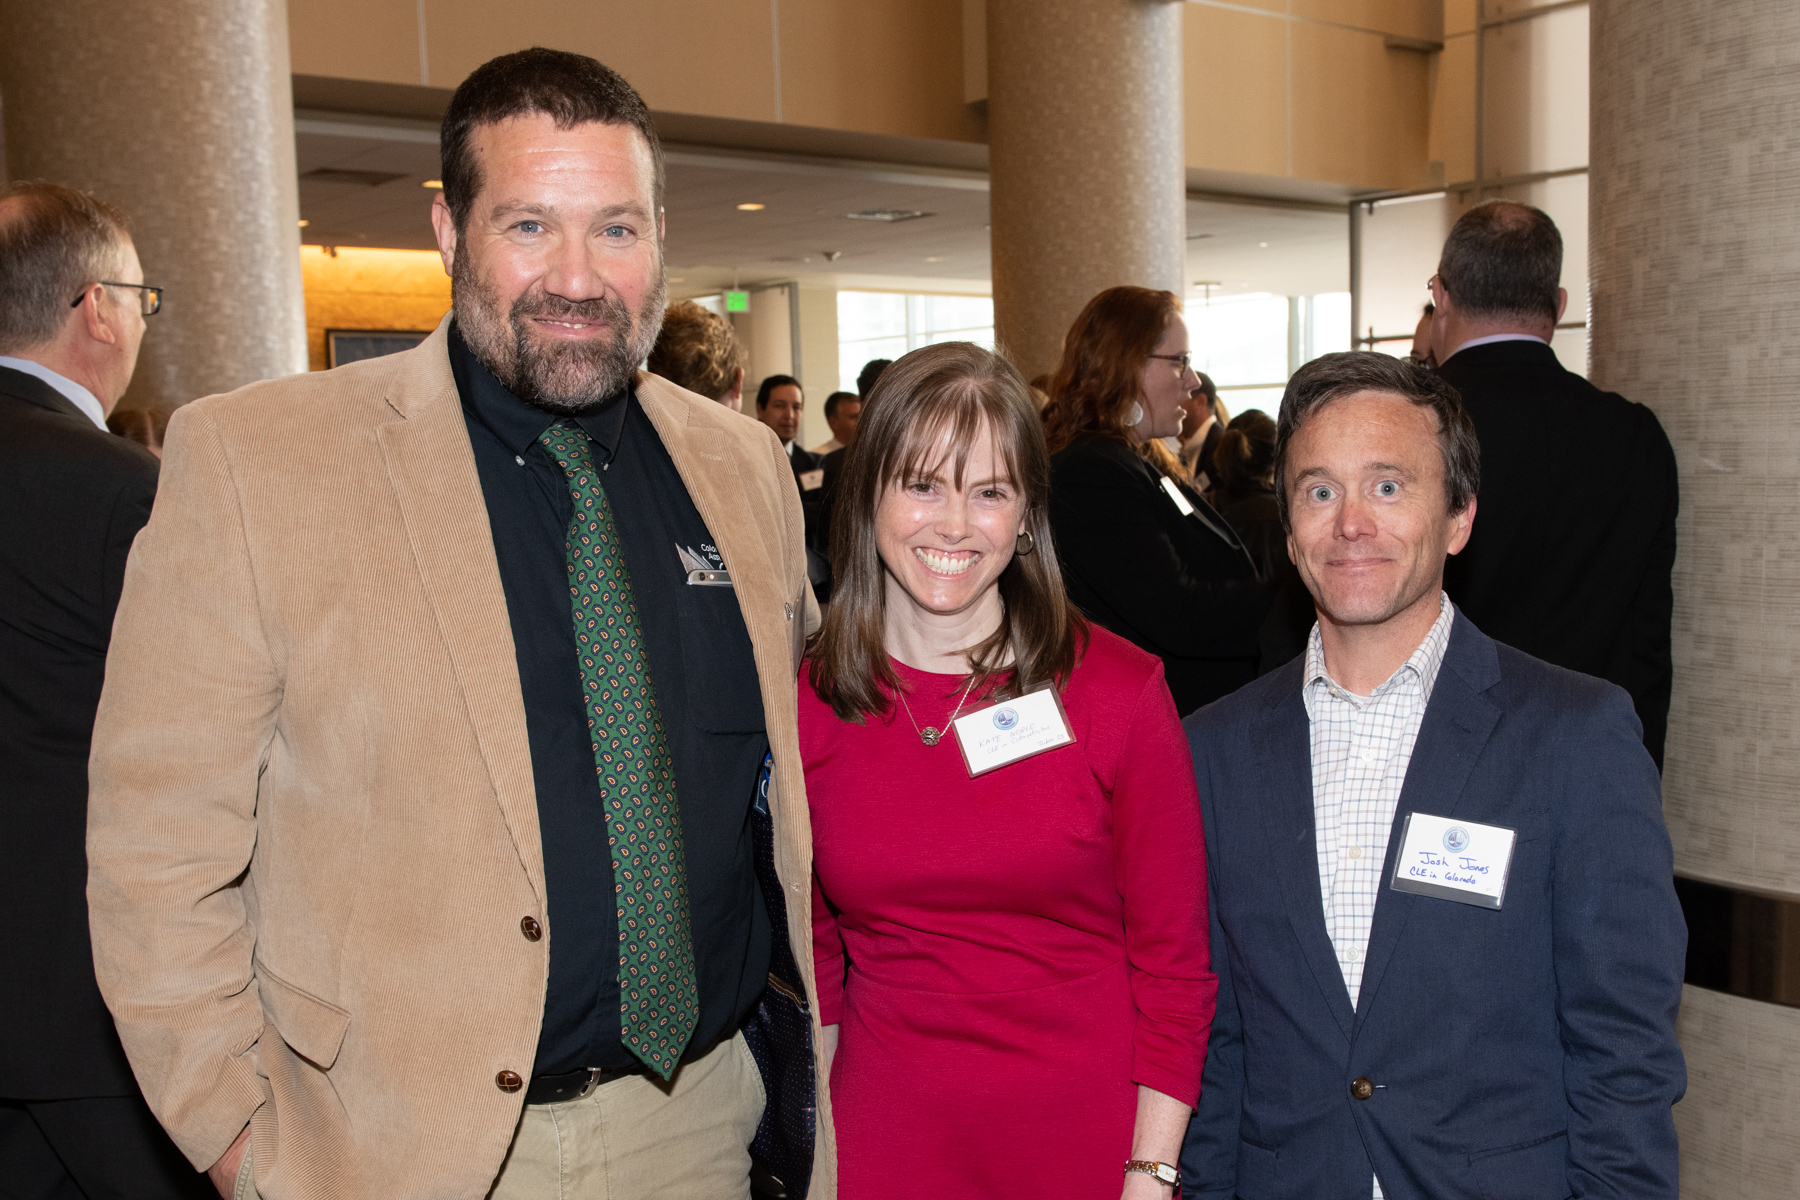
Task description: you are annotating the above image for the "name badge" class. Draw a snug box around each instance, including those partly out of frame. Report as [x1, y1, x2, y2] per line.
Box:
[1159, 475, 1196, 517]
[799, 469, 825, 492]
[950, 686, 1076, 777]
[1389, 811, 1517, 909]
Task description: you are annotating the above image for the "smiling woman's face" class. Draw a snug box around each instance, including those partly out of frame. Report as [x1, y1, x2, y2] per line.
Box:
[875, 421, 1027, 623]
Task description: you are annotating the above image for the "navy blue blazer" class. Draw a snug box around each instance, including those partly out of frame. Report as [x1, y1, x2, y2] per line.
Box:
[1180, 610, 1685, 1200]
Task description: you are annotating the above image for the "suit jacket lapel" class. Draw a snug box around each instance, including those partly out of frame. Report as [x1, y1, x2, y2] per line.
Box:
[1352, 612, 1503, 1030]
[375, 321, 546, 903]
[1254, 681, 1357, 1042]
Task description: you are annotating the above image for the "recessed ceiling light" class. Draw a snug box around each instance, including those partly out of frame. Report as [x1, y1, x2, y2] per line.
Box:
[846, 208, 931, 223]
[669, 277, 685, 283]
[736, 202, 766, 211]
[924, 256, 945, 263]
[297, 219, 309, 227]
[422, 180, 443, 189]
[1258, 242, 1268, 248]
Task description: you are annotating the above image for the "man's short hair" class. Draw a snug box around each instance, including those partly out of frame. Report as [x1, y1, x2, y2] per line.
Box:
[1437, 200, 1562, 324]
[0, 182, 132, 355]
[646, 301, 743, 400]
[755, 374, 801, 411]
[856, 359, 891, 399]
[823, 391, 859, 421]
[1273, 351, 1480, 531]
[440, 48, 664, 235]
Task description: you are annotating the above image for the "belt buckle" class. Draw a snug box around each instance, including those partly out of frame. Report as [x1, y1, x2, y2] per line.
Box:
[576, 1067, 604, 1099]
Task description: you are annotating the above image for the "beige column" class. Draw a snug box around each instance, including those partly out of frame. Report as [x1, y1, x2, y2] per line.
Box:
[0, 0, 308, 413]
[1591, 2, 1800, 1196]
[986, 0, 1186, 381]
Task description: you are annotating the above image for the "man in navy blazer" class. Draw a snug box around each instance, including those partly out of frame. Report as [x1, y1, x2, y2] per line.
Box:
[1180, 352, 1685, 1200]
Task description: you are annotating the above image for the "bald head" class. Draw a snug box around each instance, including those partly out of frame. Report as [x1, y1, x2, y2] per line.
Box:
[1435, 200, 1562, 325]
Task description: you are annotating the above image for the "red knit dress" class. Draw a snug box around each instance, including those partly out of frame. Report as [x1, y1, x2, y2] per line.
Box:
[804, 626, 1216, 1199]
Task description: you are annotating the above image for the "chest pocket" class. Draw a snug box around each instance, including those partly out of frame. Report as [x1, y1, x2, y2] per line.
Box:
[676, 581, 766, 733]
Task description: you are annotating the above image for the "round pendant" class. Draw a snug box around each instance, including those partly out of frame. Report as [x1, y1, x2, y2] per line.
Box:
[921, 727, 941, 746]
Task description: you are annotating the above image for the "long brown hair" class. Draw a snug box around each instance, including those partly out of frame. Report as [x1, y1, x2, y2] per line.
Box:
[1041, 285, 1184, 457]
[808, 342, 1085, 722]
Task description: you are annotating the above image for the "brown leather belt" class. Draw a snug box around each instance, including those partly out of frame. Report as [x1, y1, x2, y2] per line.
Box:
[523, 1063, 645, 1105]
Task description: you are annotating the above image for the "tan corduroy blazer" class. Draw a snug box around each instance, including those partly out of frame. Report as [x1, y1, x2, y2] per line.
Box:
[87, 320, 835, 1199]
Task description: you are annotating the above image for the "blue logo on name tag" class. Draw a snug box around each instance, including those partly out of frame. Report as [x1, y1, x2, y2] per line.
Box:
[993, 707, 1019, 730]
[1443, 826, 1471, 853]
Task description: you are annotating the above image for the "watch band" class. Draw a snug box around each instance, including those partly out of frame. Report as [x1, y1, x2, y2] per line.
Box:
[1124, 1159, 1180, 1187]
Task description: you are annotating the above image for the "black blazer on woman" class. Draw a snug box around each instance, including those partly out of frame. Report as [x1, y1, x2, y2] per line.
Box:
[1049, 434, 1271, 715]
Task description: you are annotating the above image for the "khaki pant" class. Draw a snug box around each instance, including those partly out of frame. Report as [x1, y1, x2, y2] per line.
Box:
[488, 1032, 765, 1200]
[234, 1033, 764, 1200]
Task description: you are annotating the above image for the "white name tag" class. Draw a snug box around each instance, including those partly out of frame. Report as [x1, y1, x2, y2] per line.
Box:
[799, 469, 825, 492]
[1389, 811, 1517, 909]
[951, 686, 1076, 777]
[1159, 475, 1196, 517]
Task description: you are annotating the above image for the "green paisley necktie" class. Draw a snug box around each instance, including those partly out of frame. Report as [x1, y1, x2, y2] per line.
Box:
[538, 420, 699, 1079]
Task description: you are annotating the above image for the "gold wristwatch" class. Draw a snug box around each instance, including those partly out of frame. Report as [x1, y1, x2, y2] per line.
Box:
[1124, 1159, 1180, 1188]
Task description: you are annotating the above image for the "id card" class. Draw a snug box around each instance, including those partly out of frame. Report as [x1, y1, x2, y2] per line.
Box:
[799, 469, 825, 492]
[1159, 475, 1196, 517]
[1389, 812, 1517, 909]
[950, 686, 1075, 777]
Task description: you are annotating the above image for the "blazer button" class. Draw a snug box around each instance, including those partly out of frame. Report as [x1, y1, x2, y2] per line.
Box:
[1350, 1076, 1375, 1101]
[496, 1070, 524, 1093]
[520, 916, 542, 942]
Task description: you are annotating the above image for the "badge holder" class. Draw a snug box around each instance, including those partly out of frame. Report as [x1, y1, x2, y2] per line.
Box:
[949, 684, 1077, 778]
[1388, 811, 1517, 909]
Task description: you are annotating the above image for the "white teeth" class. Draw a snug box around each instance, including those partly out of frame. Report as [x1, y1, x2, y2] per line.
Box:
[914, 547, 975, 576]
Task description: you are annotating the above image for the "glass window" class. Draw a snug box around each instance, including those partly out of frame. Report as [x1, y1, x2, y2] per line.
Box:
[838, 291, 994, 393]
[1189, 293, 1291, 388]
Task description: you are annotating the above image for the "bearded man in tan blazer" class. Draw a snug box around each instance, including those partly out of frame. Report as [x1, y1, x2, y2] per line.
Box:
[86, 48, 833, 1200]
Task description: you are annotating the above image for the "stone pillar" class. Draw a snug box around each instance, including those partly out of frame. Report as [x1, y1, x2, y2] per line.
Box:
[1591, 2, 1800, 1196]
[986, 0, 1186, 381]
[0, 0, 308, 413]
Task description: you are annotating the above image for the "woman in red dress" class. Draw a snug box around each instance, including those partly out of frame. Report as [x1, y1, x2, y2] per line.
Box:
[803, 342, 1216, 1199]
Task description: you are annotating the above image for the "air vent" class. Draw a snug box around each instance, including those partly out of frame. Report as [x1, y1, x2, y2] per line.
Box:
[301, 168, 407, 187]
[845, 208, 932, 223]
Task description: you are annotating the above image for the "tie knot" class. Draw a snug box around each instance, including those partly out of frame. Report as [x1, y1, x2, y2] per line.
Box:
[538, 420, 596, 476]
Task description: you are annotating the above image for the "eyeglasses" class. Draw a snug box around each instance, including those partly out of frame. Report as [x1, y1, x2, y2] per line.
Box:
[71, 282, 163, 316]
[1147, 352, 1192, 371]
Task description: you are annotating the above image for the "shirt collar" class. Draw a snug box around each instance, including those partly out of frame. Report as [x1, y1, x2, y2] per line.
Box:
[0, 355, 107, 431]
[1303, 592, 1455, 715]
[446, 322, 631, 462]
[1442, 332, 1548, 363]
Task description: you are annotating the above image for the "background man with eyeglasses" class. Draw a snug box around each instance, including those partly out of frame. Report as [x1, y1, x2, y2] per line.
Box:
[0, 182, 207, 1197]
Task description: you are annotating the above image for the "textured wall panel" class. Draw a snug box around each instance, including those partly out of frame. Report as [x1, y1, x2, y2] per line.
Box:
[987, 0, 1186, 379]
[0, 0, 309, 412]
[1674, 986, 1800, 1199]
[1590, 0, 1800, 897]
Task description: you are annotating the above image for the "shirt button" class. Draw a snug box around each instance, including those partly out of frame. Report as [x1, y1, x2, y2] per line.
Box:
[514, 454, 525, 466]
[1347, 845, 1364, 860]
[1344, 946, 1362, 963]
[496, 1070, 524, 1093]
[520, 916, 542, 942]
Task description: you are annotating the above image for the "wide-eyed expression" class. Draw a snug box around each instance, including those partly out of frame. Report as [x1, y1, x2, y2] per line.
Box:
[1284, 389, 1473, 629]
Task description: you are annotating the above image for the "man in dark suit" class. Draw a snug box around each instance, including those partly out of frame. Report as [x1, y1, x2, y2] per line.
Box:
[755, 373, 830, 596]
[1181, 352, 1685, 1200]
[1431, 200, 1678, 768]
[0, 183, 205, 1196]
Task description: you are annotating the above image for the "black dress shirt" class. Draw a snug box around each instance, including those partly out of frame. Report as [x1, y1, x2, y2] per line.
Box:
[451, 328, 771, 1078]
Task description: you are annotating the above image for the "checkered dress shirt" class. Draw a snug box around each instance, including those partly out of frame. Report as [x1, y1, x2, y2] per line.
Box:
[1301, 594, 1453, 1200]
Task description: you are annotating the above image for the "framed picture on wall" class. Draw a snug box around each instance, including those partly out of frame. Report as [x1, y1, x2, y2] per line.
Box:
[326, 328, 432, 368]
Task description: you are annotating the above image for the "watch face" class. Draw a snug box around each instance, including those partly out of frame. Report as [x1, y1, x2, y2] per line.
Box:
[1154, 1164, 1178, 1184]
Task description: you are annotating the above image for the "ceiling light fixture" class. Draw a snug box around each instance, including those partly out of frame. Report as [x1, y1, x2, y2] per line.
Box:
[422, 180, 443, 189]
[297, 219, 309, 228]
[736, 202, 766, 211]
[924, 256, 945, 263]
[846, 208, 931, 223]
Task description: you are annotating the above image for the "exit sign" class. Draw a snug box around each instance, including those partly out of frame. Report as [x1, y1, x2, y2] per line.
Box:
[724, 290, 750, 312]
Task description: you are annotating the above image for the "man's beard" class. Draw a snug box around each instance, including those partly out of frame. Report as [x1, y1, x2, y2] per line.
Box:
[453, 253, 666, 414]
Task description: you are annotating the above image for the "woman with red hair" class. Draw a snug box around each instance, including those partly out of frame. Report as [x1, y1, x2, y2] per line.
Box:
[1042, 287, 1274, 714]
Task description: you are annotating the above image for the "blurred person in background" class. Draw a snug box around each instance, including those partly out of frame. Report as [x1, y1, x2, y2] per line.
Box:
[0, 181, 206, 1198]
[647, 298, 746, 411]
[805, 341, 1212, 1199]
[1408, 302, 1436, 368]
[1043, 286, 1272, 716]
[811, 390, 860, 455]
[1204, 410, 1280, 580]
[106, 406, 169, 457]
[757, 372, 830, 598]
[1430, 200, 1677, 769]
[1176, 373, 1228, 488]
[855, 357, 890, 401]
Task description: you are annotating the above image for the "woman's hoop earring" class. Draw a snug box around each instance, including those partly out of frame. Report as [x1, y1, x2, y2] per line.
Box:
[1015, 529, 1036, 556]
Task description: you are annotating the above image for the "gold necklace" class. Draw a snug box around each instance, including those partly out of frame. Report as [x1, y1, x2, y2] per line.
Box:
[898, 674, 979, 746]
